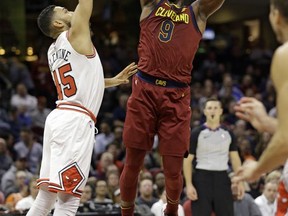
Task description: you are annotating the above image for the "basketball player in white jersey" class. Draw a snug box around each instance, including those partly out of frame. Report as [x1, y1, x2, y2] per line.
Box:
[26, 1, 137, 215]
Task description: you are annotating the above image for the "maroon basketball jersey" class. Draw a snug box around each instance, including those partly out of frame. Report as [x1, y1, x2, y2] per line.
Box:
[137, 0, 202, 84]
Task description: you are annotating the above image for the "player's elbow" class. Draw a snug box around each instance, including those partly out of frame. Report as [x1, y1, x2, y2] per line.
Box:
[276, 131, 288, 153]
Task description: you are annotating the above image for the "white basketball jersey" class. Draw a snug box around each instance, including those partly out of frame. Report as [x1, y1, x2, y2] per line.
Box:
[47, 31, 105, 116]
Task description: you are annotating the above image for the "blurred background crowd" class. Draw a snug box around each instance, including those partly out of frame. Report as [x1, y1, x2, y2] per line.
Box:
[0, 0, 282, 215]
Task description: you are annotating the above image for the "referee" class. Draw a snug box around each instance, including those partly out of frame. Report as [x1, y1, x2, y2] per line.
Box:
[183, 98, 244, 216]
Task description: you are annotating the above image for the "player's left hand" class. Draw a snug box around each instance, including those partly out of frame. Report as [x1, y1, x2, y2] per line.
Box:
[114, 62, 137, 84]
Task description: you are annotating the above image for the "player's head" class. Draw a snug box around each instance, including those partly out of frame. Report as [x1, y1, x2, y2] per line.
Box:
[203, 98, 223, 123]
[38, 5, 73, 39]
[269, 0, 288, 43]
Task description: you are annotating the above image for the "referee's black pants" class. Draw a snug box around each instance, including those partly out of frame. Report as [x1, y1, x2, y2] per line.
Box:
[191, 169, 234, 216]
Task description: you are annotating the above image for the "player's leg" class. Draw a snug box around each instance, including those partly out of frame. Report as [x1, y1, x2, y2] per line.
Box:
[157, 87, 191, 215]
[120, 76, 157, 215]
[26, 185, 57, 216]
[162, 155, 184, 215]
[27, 113, 56, 215]
[48, 111, 94, 214]
[53, 192, 80, 216]
[120, 147, 146, 216]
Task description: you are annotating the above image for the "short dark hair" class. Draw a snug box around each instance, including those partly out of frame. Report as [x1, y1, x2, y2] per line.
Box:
[204, 98, 222, 108]
[37, 5, 56, 37]
[270, 0, 288, 21]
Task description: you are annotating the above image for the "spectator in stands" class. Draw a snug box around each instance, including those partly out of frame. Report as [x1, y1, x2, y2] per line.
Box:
[153, 172, 165, 199]
[106, 171, 120, 202]
[7, 55, 35, 91]
[113, 126, 123, 147]
[218, 73, 244, 103]
[95, 152, 115, 180]
[1, 156, 32, 197]
[136, 178, 158, 208]
[15, 176, 39, 211]
[13, 127, 42, 174]
[79, 184, 93, 204]
[94, 180, 113, 204]
[112, 93, 129, 127]
[94, 122, 115, 159]
[30, 96, 51, 130]
[233, 193, 262, 216]
[255, 181, 278, 216]
[106, 142, 124, 173]
[0, 137, 13, 182]
[10, 83, 37, 115]
[5, 170, 29, 211]
[151, 189, 185, 216]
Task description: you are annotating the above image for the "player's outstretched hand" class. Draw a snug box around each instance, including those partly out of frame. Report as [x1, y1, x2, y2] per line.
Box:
[234, 97, 268, 132]
[114, 62, 137, 84]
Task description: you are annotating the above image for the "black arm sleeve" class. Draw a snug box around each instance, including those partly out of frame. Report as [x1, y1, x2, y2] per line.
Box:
[228, 129, 238, 151]
[189, 126, 202, 155]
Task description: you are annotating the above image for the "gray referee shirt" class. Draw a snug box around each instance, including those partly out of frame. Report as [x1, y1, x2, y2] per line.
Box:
[189, 124, 237, 171]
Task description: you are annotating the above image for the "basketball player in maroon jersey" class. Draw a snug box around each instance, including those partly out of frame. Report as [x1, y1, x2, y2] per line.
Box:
[120, 0, 225, 215]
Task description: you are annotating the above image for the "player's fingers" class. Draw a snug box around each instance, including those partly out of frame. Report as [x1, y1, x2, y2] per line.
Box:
[235, 112, 250, 122]
[115, 79, 129, 84]
[234, 104, 245, 112]
[124, 62, 136, 71]
[238, 103, 257, 110]
[128, 68, 138, 75]
[237, 97, 255, 104]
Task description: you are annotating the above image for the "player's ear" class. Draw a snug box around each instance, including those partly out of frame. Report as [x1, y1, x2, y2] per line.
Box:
[53, 20, 64, 29]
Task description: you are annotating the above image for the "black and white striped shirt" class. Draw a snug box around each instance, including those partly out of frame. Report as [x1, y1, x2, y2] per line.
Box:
[189, 124, 237, 171]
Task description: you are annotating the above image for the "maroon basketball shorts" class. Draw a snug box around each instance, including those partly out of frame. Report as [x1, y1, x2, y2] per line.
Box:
[123, 75, 191, 157]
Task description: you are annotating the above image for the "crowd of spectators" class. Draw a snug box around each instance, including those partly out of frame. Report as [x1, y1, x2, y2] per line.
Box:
[0, 7, 281, 214]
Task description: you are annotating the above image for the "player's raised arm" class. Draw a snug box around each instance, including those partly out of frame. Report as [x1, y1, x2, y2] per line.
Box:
[140, 0, 160, 21]
[69, 0, 94, 55]
[198, 0, 225, 19]
[192, 0, 225, 33]
[140, 0, 157, 9]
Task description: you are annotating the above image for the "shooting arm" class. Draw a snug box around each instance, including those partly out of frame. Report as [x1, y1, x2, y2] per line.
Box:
[69, 0, 93, 54]
[198, 0, 225, 20]
[140, 0, 157, 9]
[192, 0, 225, 33]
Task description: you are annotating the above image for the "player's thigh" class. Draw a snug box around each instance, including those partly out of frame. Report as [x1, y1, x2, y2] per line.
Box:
[158, 87, 191, 156]
[123, 77, 157, 150]
[49, 111, 94, 194]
